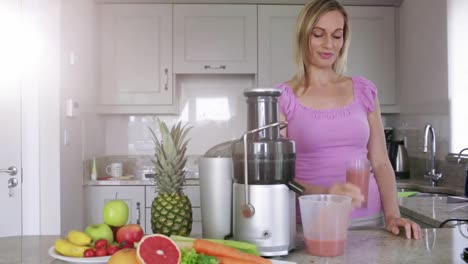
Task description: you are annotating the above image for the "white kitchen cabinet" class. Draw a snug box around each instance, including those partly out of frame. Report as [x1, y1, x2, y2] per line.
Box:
[145, 185, 202, 237]
[258, 5, 302, 88]
[346, 6, 397, 109]
[98, 4, 175, 114]
[84, 186, 145, 231]
[258, 5, 398, 113]
[173, 4, 257, 74]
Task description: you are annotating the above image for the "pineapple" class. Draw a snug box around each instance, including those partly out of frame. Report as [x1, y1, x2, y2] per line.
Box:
[150, 119, 193, 236]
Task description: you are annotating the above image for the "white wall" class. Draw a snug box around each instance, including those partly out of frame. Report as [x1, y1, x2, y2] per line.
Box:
[60, 0, 101, 234]
[393, 0, 450, 159]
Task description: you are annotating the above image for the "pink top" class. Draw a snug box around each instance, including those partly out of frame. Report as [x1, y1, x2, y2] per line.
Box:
[278, 76, 382, 219]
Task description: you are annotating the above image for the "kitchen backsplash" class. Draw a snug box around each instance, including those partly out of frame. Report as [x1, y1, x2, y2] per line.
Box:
[388, 113, 451, 160]
[83, 155, 200, 181]
[103, 74, 255, 156]
[409, 156, 467, 189]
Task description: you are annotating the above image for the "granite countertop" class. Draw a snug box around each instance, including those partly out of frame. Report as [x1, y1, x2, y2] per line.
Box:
[84, 178, 200, 186]
[398, 196, 468, 228]
[277, 226, 468, 264]
[2, 227, 467, 264]
[396, 179, 467, 227]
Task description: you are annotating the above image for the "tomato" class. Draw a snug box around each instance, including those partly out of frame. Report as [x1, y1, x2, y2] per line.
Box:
[84, 248, 96, 258]
[95, 247, 108, 257]
[107, 244, 121, 255]
[95, 239, 108, 250]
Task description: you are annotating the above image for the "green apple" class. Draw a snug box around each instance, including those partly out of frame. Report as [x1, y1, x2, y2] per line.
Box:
[85, 223, 114, 244]
[103, 199, 129, 227]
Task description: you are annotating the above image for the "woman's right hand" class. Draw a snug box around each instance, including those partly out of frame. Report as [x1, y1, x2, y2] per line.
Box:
[328, 183, 364, 208]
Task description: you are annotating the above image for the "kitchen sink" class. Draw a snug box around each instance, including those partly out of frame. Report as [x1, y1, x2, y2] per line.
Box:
[397, 188, 452, 198]
[397, 182, 461, 196]
[411, 193, 449, 197]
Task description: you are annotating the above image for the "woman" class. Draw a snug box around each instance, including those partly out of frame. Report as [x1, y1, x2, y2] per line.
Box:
[278, 0, 422, 239]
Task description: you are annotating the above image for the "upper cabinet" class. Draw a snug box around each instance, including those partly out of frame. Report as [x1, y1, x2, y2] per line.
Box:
[97, 3, 398, 114]
[98, 4, 175, 114]
[173, 4, 257, 74]
[346, 6, 397, 109]
[258, 5, 398, 113]
[258, 5, 302, 87]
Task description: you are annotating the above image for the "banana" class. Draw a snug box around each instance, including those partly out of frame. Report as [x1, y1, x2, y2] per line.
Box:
[55, 238, 90, 257]
[67, 230, 92, 246]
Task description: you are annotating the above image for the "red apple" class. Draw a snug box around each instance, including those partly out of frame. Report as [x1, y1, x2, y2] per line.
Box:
[116, 224, 144, 245]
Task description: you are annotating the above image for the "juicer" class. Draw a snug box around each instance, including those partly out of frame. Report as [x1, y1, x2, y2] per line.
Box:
[231, 88, 304, 256]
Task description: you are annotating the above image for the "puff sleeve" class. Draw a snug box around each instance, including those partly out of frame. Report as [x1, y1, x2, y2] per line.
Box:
[354, 76, 378, 113]
[276, 83, 297, 120]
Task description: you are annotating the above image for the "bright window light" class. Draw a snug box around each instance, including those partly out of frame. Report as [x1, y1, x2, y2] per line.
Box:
[196, 98, 230, 121]
[447, 0, 468, 152]
[0, 3, 42, 78]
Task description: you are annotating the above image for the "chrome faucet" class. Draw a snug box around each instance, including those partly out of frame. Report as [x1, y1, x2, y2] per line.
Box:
[457, 148, 468, 164]
[423, 124, 443, 185]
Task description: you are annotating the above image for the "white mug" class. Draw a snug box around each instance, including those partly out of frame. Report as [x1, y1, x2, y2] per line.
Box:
[106, 163, 123, 177]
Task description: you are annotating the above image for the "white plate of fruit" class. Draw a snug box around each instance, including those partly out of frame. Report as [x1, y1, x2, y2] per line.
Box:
[48, 246, 110, 263]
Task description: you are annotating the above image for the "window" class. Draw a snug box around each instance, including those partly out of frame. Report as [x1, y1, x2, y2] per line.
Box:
[447, 0, 468, 153]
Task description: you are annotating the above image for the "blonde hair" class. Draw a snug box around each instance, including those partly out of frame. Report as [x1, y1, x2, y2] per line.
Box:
[291, 0, 350, 92]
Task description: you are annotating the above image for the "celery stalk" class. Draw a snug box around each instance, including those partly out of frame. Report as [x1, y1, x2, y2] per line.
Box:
[170, 235, 260, 255]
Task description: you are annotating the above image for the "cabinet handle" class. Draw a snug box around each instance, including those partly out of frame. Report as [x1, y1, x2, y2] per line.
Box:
[164, 68, 169, 91]
[136, 202, 141, 225]
[204, 65, 226, 70]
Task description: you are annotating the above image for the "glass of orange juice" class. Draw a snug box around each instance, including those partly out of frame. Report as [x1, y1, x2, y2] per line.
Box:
[346, 158, 370, 207]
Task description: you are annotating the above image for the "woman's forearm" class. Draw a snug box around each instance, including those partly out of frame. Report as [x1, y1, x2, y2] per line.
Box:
[373, 162, 401, 219]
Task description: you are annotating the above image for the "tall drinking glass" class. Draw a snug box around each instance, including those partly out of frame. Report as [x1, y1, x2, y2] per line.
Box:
[346, 158, 370, 207]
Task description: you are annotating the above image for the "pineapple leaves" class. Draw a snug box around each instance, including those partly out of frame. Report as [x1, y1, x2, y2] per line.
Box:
[150, 119, 192, 194]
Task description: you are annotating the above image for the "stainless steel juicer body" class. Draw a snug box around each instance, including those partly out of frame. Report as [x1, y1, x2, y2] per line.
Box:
[231, 88, 304, 256]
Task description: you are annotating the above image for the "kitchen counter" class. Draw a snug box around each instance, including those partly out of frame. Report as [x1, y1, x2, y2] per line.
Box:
[2, 227, 467, 264]
[396, 179, 467, 227]
[277, 226, 468, 264]
[84, 178, 200, 186]
[398, 196, 468, 228]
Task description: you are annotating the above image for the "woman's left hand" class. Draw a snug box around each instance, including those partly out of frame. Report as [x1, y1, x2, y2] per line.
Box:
[385, 216, 422, 240]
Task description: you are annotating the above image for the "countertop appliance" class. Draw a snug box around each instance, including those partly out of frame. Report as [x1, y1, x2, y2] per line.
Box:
[389, 139, 410, 179]
[198, 87, 304, 257]
[231, 87, 304, 256]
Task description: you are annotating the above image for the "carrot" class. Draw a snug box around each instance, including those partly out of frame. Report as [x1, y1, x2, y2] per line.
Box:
[193, 239, 271, 264]
[217, 256, 258, 264]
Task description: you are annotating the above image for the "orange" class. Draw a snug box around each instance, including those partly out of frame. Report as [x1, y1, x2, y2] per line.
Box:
[108, 248, 139, 264]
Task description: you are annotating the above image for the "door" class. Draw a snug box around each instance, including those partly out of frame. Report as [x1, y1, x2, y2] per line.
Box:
[0, 0, 23, 237]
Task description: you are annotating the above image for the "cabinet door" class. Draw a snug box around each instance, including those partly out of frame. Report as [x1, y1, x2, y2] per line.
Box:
[346, 6, 397, 106]
[258, 6, 398, 112]
[85, 186, 145, 231]
[174, 4, 257, 74]
[99, 4, 172, 106]
[258, 5, 302, 87]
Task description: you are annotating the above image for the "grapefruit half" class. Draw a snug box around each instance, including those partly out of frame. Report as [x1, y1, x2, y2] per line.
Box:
[136, 234, 181, 264]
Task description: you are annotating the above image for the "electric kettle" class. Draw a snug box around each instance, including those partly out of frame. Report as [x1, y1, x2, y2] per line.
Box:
[388, 140, 410, 179]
